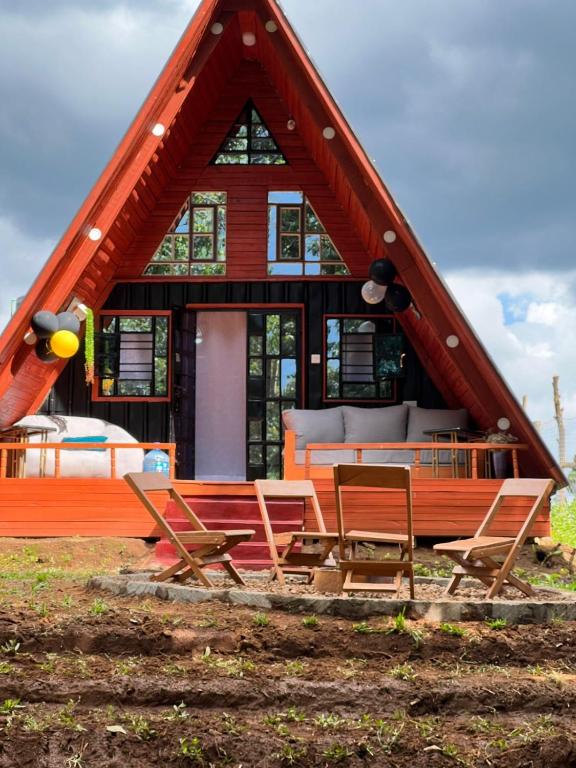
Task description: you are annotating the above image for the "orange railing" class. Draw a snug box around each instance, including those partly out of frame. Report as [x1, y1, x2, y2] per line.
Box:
[0, 442, 176, 480]
[301, 441, 526, 480]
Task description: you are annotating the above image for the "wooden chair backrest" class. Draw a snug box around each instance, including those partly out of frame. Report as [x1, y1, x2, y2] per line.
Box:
[476, 478, 555, 542]
[254, 479, 327, 534]
[333, 464, 414, 561]
[124, 472, 207, 534]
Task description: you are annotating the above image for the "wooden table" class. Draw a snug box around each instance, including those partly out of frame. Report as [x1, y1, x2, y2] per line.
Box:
[422, 427, 486, 478]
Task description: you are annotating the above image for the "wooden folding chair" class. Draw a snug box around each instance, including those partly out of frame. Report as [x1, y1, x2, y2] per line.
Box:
[433, 478, 555, 598]
[125, 472, 255, 588]
[333, 464, 415, 598]
[254, 479, 339, 587]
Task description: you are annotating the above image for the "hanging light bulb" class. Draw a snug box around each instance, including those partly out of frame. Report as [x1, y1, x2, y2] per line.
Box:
[195, 328, 203, 345]
[361, 280, 387, 304]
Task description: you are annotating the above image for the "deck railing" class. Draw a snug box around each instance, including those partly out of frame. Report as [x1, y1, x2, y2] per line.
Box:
[0, 442, 176, 480]
[303, 441, 527, 480]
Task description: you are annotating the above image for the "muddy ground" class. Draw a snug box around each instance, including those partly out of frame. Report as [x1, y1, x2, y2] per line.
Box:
[0, 538, 575, 767]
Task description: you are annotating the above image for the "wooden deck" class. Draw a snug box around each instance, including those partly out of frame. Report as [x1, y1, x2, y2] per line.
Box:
[0, 477, 550, 538]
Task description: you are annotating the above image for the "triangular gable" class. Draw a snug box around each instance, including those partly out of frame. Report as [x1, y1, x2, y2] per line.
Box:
[0, 0, 564, 485]
[211, 98, 286, 164]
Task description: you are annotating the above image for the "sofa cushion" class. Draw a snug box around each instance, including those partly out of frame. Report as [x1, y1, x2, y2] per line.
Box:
[342, 404, 408, 444]
[282, 408, 344, 450]
[406, 407, 468, 442]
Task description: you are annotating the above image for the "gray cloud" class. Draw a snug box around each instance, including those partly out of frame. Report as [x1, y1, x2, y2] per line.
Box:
[1, 0, 575, 271]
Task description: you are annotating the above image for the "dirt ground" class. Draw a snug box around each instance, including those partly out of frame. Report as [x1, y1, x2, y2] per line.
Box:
[1, 538, 576, 767]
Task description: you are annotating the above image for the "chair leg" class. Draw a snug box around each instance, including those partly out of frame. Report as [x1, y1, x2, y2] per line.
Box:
[175, 564, 215, 588]
[408, 570, 415, 600]
[445, 572, 463, 595]
[151, 559, 186, 583]
[222, 560, 246, 586]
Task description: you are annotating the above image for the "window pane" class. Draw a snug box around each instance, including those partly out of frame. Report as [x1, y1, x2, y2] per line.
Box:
[174, 235, 189, 261]
[118, 381, 152, 397]
[189, 263, 225, 276]
[249, 336, 263, 356]
[154, 357, 167, 396]
[281, 359, 297, 398]
[320, 263, 348, 275]
[252, 123, 269, 137]
[252, 138, 277, 151]
[266, 315, 280, 355]
[267, 206, 277, 261]
[305, 234, 321, 261]
[280, 235, 300, 260]
[249, 420, 263, 442]
[173, 209, 189, 234]
[155, 317, 168, 356]
[268, 191, 303, 204]
[326, 359, 340, 398]
[320, 235, 340, 261]
[223, 137, 248, 151]
[192, 207, 214, 233]
[281, 316, 296, 356]
[214, 153, 248, 164]
[153, 239, 174, 261]
[342, 383, 377, 399]
[266, 358, 280, 398]
[266, 401, 280, 441]
[266, 445, 281, 479]
[280, 208, 300, 233]
[249, 358, 263, 376]
[192, 192, 226, 205]
[144, 263, 189, 276]
[192, 234, 213, 261]
[305, 203, 325, 233]
[119, 317, 152, 333]
[268, 263, 303, 276]
[326, 319, 340, 358]
[249, 445, 263, 465]
[216, 207, 226, 261]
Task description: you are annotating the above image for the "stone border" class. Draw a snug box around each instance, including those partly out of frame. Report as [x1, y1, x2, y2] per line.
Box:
[89, 574, 576, 624]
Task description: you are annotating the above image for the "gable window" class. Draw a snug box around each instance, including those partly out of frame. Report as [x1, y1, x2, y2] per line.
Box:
[325, 316, 404, 401]
[267, 192, 350, 276]
[95, 313, 170, 400]
[211, 100, 286, 165]
[143, 193, 226, 276]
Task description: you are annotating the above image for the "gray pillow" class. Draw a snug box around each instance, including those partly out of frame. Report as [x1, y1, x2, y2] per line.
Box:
[282, 408, 344, 449]
[406, 407, 468, 442]
[342, 404, 408, 443]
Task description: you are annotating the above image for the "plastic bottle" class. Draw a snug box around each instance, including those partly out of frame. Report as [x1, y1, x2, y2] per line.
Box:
[143, 446, 170, 476]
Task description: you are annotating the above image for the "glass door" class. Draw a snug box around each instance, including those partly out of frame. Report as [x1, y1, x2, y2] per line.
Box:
[246, 311, 301, 480]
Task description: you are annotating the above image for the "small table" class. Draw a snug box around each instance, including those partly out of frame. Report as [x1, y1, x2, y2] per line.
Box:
[422, 427, 485, 478]
[0, 425, 57, 478]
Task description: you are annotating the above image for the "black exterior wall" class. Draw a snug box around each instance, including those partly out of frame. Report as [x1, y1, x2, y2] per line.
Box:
[45, 281, 445, 449]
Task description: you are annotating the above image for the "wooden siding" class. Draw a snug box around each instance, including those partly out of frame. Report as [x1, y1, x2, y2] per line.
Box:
[0, 477, 549, 538]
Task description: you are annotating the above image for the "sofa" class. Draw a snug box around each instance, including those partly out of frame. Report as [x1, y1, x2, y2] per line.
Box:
[14, 415, 145, 478]
[282, 404, 469, 478]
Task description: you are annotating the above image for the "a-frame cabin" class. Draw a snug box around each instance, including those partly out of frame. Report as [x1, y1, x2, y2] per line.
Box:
[0, 0, 564, 545]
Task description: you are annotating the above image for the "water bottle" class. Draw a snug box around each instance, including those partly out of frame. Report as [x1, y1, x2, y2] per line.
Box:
[143, 446, 170, 476]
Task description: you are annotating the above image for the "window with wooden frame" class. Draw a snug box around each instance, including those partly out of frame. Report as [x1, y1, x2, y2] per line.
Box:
[143, 193, 226, 277]
[267, 191, 350, 276]
[94, 313, 170, 400]
[211, 100, 286, 165]
[325, 316, 404, 401]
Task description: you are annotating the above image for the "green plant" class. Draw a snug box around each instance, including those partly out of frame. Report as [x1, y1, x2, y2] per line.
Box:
[374, 719, 405, 753]
[276, 744, 307, 765]
[38, 654, 58, 673]
[126, 714, 157, 740]
[252, 611, 270, 627]
[485, 618, 508, 630]
[285, 660, 307, 676]
[352, 621, 376, 634]
[0, 639, 20, 656]
[284, 707, 306, 723]
[220, 712, 243, 735]
[314, 712, 346, 729]
[179, 736, 204, 761]
[302, 615, 319, 629]
[58, 700, 86, 732]
[165, 702, 189, 721]
[0, 662, 13, 674]
[439, 623, 467, 638]
[389, 663, 416, 681]
[89, 597, 110, 616]
[0, 698, 24, 715]
[387, 609, 424, 647]
[62, 595, 74, 608]
[551, 498, 576, 548]
[323, 743, 353, 763]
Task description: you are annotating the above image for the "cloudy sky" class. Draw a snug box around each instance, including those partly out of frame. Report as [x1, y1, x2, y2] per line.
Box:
[0, 0, 574, 462]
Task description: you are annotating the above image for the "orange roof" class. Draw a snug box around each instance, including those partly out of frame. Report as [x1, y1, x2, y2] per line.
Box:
[0, 0, 564, 485]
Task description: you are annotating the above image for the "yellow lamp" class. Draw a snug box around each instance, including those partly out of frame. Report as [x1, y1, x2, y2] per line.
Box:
[50, 329, 80, 359]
